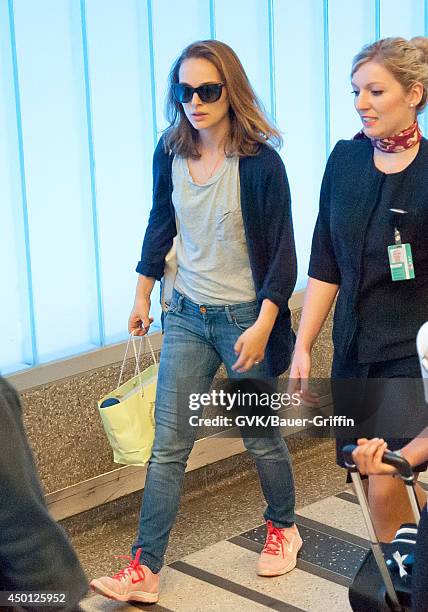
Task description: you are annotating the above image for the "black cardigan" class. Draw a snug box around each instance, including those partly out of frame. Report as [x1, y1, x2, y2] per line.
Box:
[137, 138, 297, 375]
[309, 137, 428, 360]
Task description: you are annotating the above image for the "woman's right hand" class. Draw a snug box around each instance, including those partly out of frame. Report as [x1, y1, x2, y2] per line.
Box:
[288, 346, 318, 405]
[128, 297, 154, 336]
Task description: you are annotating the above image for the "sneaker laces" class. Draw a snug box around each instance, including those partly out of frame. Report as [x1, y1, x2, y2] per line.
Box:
[113, 547, 145, 583]
[263, 520, 288, 556]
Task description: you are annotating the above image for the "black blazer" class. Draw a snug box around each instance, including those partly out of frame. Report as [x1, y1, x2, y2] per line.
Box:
[309, 137, 428, 360]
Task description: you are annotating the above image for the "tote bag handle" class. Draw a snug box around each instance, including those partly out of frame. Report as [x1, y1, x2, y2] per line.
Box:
[117, 331, 157, 389]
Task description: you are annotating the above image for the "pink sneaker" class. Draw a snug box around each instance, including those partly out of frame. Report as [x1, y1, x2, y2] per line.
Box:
[90, 548, 159, 603]
[257, 520, 303, 576]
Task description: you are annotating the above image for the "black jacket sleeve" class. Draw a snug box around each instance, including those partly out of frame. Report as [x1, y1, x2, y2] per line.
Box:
[136, 138, 177, 280]
[308, 143, 341, 285]
[258, 152, 297, 309]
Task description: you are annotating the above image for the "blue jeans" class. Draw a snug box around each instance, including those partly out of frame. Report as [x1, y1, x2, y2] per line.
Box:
[132, 290, 296, 573]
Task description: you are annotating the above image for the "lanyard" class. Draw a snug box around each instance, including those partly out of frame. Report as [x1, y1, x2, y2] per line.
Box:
[388, 208, 414, 281]
[389, 207, 408, 244]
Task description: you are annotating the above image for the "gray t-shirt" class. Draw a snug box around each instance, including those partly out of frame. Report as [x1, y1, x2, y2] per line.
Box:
[172, 155, 256, 305]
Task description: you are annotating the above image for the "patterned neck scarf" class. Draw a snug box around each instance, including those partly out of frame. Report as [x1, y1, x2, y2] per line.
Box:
[353, 120, 422, 152]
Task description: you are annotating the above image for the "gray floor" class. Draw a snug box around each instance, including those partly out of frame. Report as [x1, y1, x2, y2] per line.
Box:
[66, 439, 428, 611]
[65, 439, 346, 580]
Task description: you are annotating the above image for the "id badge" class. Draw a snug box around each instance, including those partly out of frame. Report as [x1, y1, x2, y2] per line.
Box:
[388, 243, 415, 281]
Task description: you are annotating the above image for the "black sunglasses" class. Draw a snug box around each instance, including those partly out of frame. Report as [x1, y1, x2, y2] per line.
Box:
[172, 82, 225, 103]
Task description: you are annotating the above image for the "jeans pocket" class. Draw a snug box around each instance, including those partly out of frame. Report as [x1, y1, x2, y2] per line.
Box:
[231, 308, 258, 332]
[165, 299, 178, 316]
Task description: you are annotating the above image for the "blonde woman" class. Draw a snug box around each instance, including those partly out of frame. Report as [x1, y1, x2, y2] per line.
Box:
[291, 37, 428, 543]
[91, 40, 300, 603]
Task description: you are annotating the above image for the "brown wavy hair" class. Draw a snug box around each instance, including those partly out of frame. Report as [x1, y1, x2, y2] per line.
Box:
[351, 37, 428, 113]
[163, 40, 282, 158]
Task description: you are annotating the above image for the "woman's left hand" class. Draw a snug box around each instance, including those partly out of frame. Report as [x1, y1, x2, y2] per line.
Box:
[232, 323, 269, 373]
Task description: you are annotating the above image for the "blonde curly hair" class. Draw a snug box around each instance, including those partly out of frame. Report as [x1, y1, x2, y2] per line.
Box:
[351, 36, 428, 113]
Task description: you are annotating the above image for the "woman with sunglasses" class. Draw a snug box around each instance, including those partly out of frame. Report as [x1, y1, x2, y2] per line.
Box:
[91, 40, 299, 603]
[290, 37, 428, 543]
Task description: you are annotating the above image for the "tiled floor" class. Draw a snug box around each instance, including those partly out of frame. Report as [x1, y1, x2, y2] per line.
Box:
[65, 439, 346, 579]
[74, 446, 428, 612]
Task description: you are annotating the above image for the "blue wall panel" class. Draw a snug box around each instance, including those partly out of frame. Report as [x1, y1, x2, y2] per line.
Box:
[1, 0, 426, 373]
[12, 0, 100, 362]
[84, 0, 160, 343]
[328, 0, 376, 146]
[0, 0, 33, 373]
[151, 0, 211, 133]
[214, 0, 272, 115]
[273, 0, 327, 289]
[379, 0, 425, 39]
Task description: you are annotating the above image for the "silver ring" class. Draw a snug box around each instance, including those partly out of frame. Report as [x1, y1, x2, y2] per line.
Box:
[255, 360, 260, 365]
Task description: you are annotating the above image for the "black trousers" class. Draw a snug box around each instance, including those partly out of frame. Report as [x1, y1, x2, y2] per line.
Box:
[332, 352, 428, 471]
[0, 377, 88, 610]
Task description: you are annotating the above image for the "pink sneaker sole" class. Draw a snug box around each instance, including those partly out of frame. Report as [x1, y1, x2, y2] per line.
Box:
[257, 538, 303, 577]
[90, 579, 159, 603]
